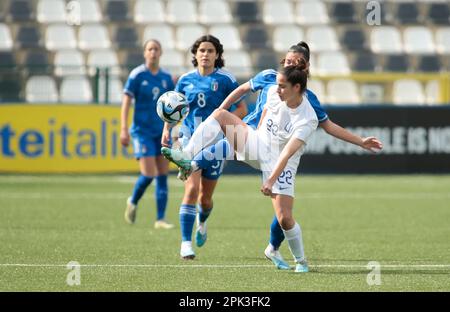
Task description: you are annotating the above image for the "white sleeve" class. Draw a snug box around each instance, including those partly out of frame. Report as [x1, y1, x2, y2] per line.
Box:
[293, 119, 318, 144]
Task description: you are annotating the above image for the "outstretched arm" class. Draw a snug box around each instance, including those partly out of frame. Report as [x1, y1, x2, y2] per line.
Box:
[261, 137, 304, 196]
[320, 119, 383, 152]
[219, 82, 251, 111]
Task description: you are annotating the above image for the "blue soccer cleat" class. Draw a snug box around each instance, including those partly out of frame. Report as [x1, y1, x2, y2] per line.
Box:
[195, 215, 207, 247]
[264, 245, 291, 270]
[294, 261, 309, 273]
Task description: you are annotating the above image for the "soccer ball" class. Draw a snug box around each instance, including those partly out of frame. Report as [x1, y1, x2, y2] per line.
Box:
[156, 91, 189, 124]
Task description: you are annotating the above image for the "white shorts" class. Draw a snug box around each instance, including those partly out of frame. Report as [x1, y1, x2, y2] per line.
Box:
[237, 126, 298, 197]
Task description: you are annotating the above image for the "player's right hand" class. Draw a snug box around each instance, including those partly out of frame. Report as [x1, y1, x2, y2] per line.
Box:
[120, 129, 130, 147]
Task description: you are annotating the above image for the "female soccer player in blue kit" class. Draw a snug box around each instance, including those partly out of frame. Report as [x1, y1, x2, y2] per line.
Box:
[121, 39, 176, 229]
[161, 35, 246, 259]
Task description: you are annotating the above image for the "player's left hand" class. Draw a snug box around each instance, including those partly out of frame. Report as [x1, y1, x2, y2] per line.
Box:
[362, 137, 383, 153]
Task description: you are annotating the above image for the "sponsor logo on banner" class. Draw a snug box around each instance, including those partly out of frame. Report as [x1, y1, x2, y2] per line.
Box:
[0, 105, 135, 173]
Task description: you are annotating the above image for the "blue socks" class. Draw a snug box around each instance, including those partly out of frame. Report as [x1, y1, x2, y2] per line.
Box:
[155, 175, 168, 220]
[130, 175, 153, 205]
[193, 139, 231, 170]
[179, 204, 196, 241]
[198, 204, 212, 223]
[269, 215, 285, 249]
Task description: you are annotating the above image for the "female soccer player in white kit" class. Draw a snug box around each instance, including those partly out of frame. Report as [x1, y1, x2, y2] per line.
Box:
[162, 61, 318, 272]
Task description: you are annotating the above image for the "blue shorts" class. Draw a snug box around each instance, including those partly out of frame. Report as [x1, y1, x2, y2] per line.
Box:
[132, 134, 162, 158]
[179, 133, 225, 181]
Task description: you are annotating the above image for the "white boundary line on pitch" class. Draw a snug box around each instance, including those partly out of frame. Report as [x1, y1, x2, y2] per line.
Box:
[1, 192, 450, 200]
[0, 263, 449, 269]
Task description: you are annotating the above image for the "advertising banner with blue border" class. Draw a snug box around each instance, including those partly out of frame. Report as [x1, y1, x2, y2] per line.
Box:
[0, 105, 136, 173]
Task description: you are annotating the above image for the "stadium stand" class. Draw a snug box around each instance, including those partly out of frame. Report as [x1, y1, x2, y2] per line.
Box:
[0, 0, 447, 105]
[25, 75, 58, 103]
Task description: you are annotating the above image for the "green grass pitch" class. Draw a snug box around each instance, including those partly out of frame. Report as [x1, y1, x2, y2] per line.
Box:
[0, 174, 449, 291]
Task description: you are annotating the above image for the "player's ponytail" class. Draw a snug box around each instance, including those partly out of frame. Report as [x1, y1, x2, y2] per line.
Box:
[281, 60, 308, 95]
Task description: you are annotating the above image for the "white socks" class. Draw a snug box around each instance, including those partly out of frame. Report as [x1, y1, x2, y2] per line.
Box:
[183, 116, 222, 158]
[282, 222, 306, 263]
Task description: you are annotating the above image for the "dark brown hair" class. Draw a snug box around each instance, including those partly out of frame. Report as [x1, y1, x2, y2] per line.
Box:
[190, 35, 225, 68]
[280, 58, 308, 94]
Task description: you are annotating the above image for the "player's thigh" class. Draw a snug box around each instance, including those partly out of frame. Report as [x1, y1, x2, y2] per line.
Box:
[271, 194, 294, 229]
[213, 109, 249, 152]
[182, 170, 201, 204]
[155, 155, 169, 176]
[139, 157, 157, 176]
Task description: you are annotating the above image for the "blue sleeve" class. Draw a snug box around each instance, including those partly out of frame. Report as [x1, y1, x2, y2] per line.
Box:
[249, 69, 277, 92]
[306, 89, 328, 123]
[124, 73, 138, 98]
[175, 79, 182, 94]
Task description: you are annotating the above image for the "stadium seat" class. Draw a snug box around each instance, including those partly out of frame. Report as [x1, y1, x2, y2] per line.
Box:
[159, 49, 185, 76]
[45, 24, 77, 51]
[9, 0, 33, 22]
[403, 27, 435, 54]
[392, 79, 425, 105]
[0, 77, 22, 102]
[326, 79, 360, 105]
[60, 76, 93, 103]
[115, 27, 138, 49]
[167, 0, 197, 24]
[316, 52, 350, 75]
[24, 50, 51, 75]
[78, 0, 102, 23]
[175, 25, 206, 51]
[353, 52, 377, 72]
[262, 0, 294, 25]
[16, 26, 42, 49]
[0, 52, 16, 68]
[252, 49, 279, 72]
[209, 25, 242, 50]
[396, 2, 420, 25]
[0, 23, 13, 51]
[435, 27, 450, 54]
[370, 26, 403, 54]
[54, 50, 87, 77]
[37, 0, 67, 23]
[234, 1, 261, 24]
[272, 25, 304, 53]
[223, 51, 252, 80]
[87, 50, 120, 75]
[307, 79, 326, 103]
[427, 2, 450, 25]
[125, 50, 144, 70]
[134, 0, 165, 24]
[105, 0, 130, 22]
[143, 24, 176, 50]
[384, 54, 410, 72]
[98, 77, 123, 105]
[78, 24, 111, 51]
[425, 80, 440, 105]
[243, 25, 270, 50]
[306, 26, 340, 53]
[341, 28, 367, 51]
[331, 1, 357, 24]
[417, 55, 442, 73]
[26, 76, 58, 103]
[296, 1, 329, 25]
[198, 0, 232, 24]
[0, 1, 6, 22]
